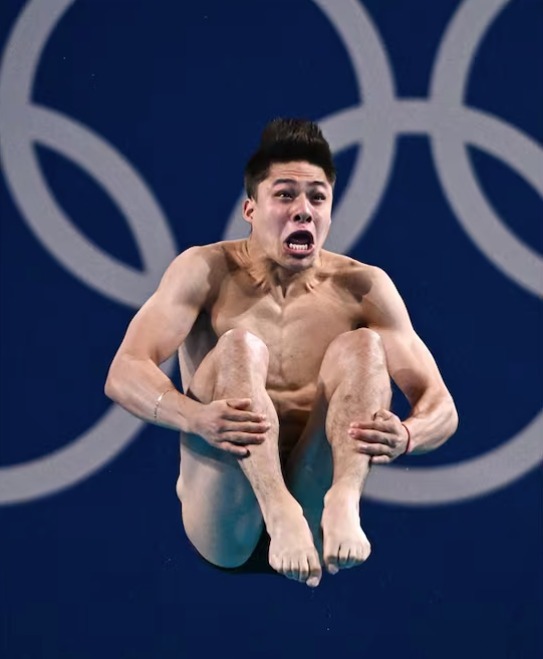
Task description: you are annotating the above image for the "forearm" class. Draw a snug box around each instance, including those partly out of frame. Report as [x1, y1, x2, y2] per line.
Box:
[403, 393, 458, 454]
[104, 355, 198, 432]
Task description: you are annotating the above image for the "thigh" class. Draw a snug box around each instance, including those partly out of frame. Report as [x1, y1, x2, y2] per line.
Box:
[176, 346, 264, 568]
[287, 327, 392, 484]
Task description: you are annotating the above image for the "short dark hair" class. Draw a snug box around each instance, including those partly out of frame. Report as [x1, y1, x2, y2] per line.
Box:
[244, 118, 336, 199]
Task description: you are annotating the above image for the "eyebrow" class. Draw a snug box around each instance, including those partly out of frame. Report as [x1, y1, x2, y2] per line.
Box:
[271, 178, 328, 188]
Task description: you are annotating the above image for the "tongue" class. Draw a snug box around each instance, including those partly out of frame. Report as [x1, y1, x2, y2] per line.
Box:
[289, 238, 309, 245]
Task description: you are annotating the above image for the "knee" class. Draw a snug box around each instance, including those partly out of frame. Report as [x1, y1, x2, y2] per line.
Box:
[327, 327, 384, 356]
[324, 328, 385, 365]
[217, 328, 269, 363]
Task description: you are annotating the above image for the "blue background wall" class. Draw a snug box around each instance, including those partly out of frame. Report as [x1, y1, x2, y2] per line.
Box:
[1, 0, 542, 657]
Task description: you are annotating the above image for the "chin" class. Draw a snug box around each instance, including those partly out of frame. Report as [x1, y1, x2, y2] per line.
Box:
[282, 254, 316, 271]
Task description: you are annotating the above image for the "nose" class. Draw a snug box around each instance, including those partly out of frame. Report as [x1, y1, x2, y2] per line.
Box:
[293, 195, 312, 223]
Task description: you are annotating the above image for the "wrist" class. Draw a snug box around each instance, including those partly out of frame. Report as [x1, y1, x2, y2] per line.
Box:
[152, 386, 196, 433]
[400, 422, 412, 455]
[153, 386, 176, 423]
[177, 395, 201, 434]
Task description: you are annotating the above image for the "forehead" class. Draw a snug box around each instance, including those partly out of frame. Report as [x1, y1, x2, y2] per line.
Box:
[264, 161, 330, 186]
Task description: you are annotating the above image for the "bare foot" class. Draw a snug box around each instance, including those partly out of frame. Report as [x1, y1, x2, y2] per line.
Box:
[321, 486, 371, 575]
[267, 500, 322, 587]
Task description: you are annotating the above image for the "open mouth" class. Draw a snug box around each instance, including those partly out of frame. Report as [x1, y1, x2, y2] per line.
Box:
[284, 230, 315, 257]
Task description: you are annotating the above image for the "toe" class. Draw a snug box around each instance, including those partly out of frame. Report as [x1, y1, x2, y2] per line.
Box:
[298, 557, 310, 583]
[338, 544, 351, 569]
[346, 540, 371, 568]
[290, 559, 302, 582]
[269, 553, 280, 574]
[284, 559, 297, 581]
[306, 554, 322, 587]
[323, 537, 339, 575]
[325, 556, 339, 575]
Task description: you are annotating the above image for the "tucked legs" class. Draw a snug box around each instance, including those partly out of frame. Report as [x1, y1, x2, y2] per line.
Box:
[178, 329, 321, 585]
[287, 328, 392, 574]
[179, 327, 390, 582]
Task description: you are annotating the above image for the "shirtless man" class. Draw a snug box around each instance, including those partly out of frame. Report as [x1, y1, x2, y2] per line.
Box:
[105, 118, 458, 588]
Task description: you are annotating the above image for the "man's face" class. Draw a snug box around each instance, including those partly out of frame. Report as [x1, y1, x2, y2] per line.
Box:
[243, 161, 333, 271]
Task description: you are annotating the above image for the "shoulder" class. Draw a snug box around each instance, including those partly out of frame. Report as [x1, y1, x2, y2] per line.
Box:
[322, 251, 409, 324]
[162, 240, 243, 280]
[156, 240, 243, 304]
[321, 250, 393, 299]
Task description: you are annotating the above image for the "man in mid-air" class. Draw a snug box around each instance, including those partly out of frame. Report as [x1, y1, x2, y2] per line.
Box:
[105, 118, 458, 587]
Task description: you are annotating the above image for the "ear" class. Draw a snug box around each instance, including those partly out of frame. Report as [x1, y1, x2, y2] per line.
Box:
[242, 198, 255, 225]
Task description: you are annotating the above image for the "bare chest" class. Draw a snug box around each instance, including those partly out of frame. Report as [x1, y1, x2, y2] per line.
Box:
[209, 279, 362, 393]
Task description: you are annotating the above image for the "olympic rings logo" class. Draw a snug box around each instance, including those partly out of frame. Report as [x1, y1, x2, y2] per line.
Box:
[0, 0, 541, 505]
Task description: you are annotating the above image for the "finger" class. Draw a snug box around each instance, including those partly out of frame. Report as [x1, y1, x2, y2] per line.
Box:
[350, 419, 396, 433]
[356, 442, 393, 457]
[219, 442, 250, 457]
[226, 398, 252, 410]
[219, 421, 270, 434]
[219, 432, 267, 445]
[224, 410, 267, 423]
[373, 408, 393, 421]
[371, 454, 393, 465]
[348, 428, 396, 447]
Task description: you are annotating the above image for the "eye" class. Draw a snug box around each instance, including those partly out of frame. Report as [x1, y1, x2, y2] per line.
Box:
[275, 190, 294, 199]
[312, 192, 326, 202]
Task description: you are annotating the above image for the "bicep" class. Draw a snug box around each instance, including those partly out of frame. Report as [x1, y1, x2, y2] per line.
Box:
[377, 327, 447, 405]
[114, 248, 210, 366]
[365, 267, 448, 405]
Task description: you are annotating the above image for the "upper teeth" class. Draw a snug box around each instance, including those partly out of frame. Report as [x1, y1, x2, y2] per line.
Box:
[288, 243, 309, 250]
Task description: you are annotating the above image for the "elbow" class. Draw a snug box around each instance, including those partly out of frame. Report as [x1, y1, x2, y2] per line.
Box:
[104, 353, 140, 404]
[447, 397, 459, 439]
[104, 360, 124, 403]
[104, 372, 119, 402]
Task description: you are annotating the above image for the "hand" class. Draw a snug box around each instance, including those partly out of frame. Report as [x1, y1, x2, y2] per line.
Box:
[348, 409, 409, 464]
[188, 398, 271, 457]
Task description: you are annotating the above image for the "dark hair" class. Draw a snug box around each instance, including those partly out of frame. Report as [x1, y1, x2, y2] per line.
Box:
[244, 118, 336, 198]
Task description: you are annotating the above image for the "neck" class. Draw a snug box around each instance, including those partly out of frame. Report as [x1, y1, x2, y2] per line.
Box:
[242, 236, 321, 296]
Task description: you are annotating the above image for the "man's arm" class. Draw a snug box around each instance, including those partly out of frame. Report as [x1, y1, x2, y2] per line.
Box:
[105, 245, 268, 456]
[104, 246, 210, 431]
[357, 267, 458, 459]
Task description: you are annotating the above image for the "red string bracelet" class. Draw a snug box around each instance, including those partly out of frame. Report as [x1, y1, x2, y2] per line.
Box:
[401, 423, 411, 455]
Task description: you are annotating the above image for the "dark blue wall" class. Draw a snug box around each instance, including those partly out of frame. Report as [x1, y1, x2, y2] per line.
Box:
[1, 1, 542, 657]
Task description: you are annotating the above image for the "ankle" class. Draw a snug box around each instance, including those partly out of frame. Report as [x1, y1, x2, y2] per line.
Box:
[324, 482, 360, 507]
[263, 494, 303, 531]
